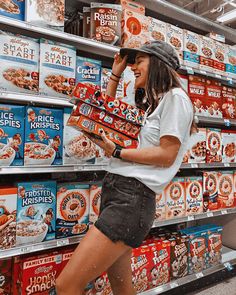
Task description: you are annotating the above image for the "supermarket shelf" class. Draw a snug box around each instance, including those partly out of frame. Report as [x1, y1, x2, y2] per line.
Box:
[152, 207, 236, 228]
[196, 116, 236, 128]
[140, 247, 236, 295]
[181, 163, 236, 169]
[0, 235, 83, 259]
[0, 165, 108, 175]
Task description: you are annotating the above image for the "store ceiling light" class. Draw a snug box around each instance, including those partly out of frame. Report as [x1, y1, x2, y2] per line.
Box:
[217, 8, 236, 22]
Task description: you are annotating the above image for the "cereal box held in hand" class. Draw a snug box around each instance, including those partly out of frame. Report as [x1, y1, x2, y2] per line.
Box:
[0, 31, 39, 94]
[0, 104, 25, 166]
[16, 181, 57, 245]
[0, 258, 12, 294]
[218, 171, 234, 209]
[0, 0, 25, 20]
[185, 176, 203, 215]
[89, 182, 102, 224]
[24, 106, 63, 166]
[56, 182, 90, 238]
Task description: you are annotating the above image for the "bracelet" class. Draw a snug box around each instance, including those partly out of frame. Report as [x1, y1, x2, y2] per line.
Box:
[111, 72, 121, 79]
[110, 76, 120, 83]
[112, 145, 123, 159]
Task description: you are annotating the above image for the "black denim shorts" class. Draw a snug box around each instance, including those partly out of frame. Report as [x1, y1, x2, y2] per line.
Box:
[94, 173, 156, 248]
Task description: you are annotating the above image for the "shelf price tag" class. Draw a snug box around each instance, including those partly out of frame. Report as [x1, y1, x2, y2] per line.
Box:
[207, 212, 214, 217]
[21, 246, 33, 254]
[191, 164, 198, 169]
[74, 166, 83, 171]
[221, 210, 228, 215]
[215, 74, 222, 79]
[226, 77, 233, 85]
[224, 163, 230, 167]
[186, 66, 194, 74]
[57, 239, 69, 247]
[196, 272, 204, 279]
[224, 262, 234, 271]
[200, 70, 207, 76]
[224, 119, 231, 127]
[187, 216, 194, 221]
[170, 282, 179, 288]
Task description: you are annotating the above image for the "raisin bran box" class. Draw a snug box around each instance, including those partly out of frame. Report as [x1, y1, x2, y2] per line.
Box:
[188, 75, 206, 116]
[213, 41, 226, 76]
[90, 3, 122, 46]
[206, 128, 222, 163]
[101, 67, 124, 100]
[203, 171, 219, 212]
[24, 106, 63, 166]
[0, 104, 25, 166]
[76, 56, 101, 91]
[154, 193, 166, 222]
[16, 181, 57, 245]
[222, 130, 236, 163]
[56, 182, 90, 238]
[89, 182, 102, 224]
[0, 32, 39, 94]
[0, 187, 17, 250]
[222, 86, 236, 119]
[0, 0, 25, 20]
[183, 30, 200, 69]
[218, 171, 234, 209]
[83, 7, 91, 38]
[199, 35, 215, 72]
[225, 45, 236, 79]
[185, 176, 203, 216]
[39, 39, 76, 98]
[205, 79, 223, 118]
[0, 258, 12, 294]
[166, 24, 183, 64]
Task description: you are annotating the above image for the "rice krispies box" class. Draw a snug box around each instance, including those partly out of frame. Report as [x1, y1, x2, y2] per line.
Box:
[0, 104, 25, 166]
[154, 193, 166, 222]
[225, 45, 236, 79]
[213, 41, 226, 76]
[166, 24, 183, 64]
[16, 181, 57, 245]
[185, 176, 203, 216]
[205, 79, 223, 118]
[149, 18, 166, 43]
[188, 75, 206, 116]
[218, 171, 234, 209]
[222, 86, 236, 119]
[0, 258, 12, 295]
[164, 177, 185, 219]
[56, 182, 90, 238]
[0, 0, 25, 20]
[39, 39, 76, 98]
[203, 171, 219, 212]
[222, 130, 236, 163]
[199, 35, 214, 72]
[24, 106, 63, 166]
[206, 128, 222, 163]
[183, 30, 200, 69]
[0, 32, 39, 94]
[101, 67, 124, 100]
[89, 182, 102, 224]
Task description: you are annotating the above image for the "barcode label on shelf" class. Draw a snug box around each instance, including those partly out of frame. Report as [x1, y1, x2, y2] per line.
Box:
[170, 282, 179, 288]
[21, 246, 33, 254]
[74, 166, 83, 171]
[196, 272, 204, 279]
[191, 164, 198, 168]
[57, 239, 69, 247]
[215, 74, 222, 79]
[200, 70, 207, 75]
[224, 163, 230, 167]
[224, 262, 233, 271]
[226, 77, 233, 85]
[207, 212, 214, 217]
[224, 119, 231, 127]
[186, 67, 194, 74]
[221, 210, 228, 215]
[85, 165, 98, 171]
[188, 216, 194, 221]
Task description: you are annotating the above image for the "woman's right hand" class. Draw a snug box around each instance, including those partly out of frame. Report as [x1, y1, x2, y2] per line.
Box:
[112, 53, 128, 77]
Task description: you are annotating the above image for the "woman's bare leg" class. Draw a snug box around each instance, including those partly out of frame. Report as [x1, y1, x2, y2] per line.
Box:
[56, 226, 132, 295]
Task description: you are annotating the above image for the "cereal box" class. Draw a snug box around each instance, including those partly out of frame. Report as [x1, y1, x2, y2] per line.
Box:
[0, 32, 39, 94]
[39, 39, 76, 98]
[120, 0, 145, 14]
[16, 181, 57, 245]
[155, 193, 166, 222]
[121, 9, 150, 48]
[222, 86, 236, 119]
[0, 258, 12, 294]
[83, 7, 91, 38]
[0, 187, 17, 249]
[0, 104, 25, 166]
[205, 79, 222, 118]
[123, 66, 135, 105]
[188, 75, 206, 116]
[213, 41, 226, 76]
[185, 176, 203, 216]
[218, 171, 234, 209]
[225, 45, 236, 79]
[206, 128, 222, 163]
[76, 56, 101, 91]
[56, 182, 90, 238]
[183, 30, 200, 69]
[101, 67, 124, 100]
[25, 0, 65, 30]
[165, 177, 185, 219]
[149, 18, 166, 43]
[234, 171, 236, 207]
[0, 0, 25, 20]
[24, 106, 63, 166]
[203, 171, 219, 211]
[222, 130, 236, 163]
[199, 35, 214, 72]
[166, 24, 183, 64]
[91, 3, 122, 46]
[89, 182, 102, 224]
[92, 272, 112, 295]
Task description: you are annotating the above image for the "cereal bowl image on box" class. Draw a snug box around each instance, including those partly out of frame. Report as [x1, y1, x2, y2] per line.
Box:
[24, 142, 56, 165]
[16, 220, 48, 245]
[0, 142, 16, 166]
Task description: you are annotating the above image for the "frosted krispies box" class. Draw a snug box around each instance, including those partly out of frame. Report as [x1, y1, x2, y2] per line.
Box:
[206, 128, 222, 163]
[39, 39, 76, 98]
[183, 30, 200, 69]
[0, 104, 25, 166]
[218, 171, 234, 209]
[16, 181, 57, 245]
[154, 193, 166, 221]
[25, 0, 65, 30]
[0, 32, 39, 94]
[24, 106, 63, 166]
[185, 176, 203, 216]
[203, 171, 219, 212]
[166, 24, 183, 64]
[0, 0, 25, 20]
[56, 182, 90, 238]
[222, 130, 236, 163]
[89, 182, 102, 224]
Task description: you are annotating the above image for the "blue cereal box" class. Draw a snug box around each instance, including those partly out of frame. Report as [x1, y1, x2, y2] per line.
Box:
[24, 106, 63, 166]
[0, 0, 25, 21]
[0, 104, 24, 166]
[56, 182, 90, 238]
[76, 56, 101, 91]
[183, 29, 200, 69]
[225, 45, 236, 79]
[16, 181, 57, 245]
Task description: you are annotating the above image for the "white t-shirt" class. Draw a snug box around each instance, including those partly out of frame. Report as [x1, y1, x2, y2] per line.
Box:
[107, 88, 193, 194]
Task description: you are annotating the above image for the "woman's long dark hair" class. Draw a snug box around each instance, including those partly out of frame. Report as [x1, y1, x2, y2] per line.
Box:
[135, 56, 197, 134]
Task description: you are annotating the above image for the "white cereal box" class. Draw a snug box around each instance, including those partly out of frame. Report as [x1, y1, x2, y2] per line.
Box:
[199, 35, 215, 72]
[0, 0, 25, 21]
[218, 171, 234, 209]
[149, 18, 166, 43]
[184, 128, 206, 164]
[120, 0, 145, 14]
[203, 171, 219, 212]
[39, 39, 76, 98]
[25, 0, 65, 30]
[16, 181, 57, 245]
[221, 130, 236, 163]
[155, 193, 166, 221]
[101, 67, 124, 100]
[123, 66, 136, 106]
[56, 182, 90, 238]
[206, 128, 222, 163]
[165, 177, 185, 219]
[0, 32, 39, 94]
[225, 45, 236, 79]
[89, 182, 102, 224]
[185, 176, 203, 216]
[234, 171, 236, 207]
[0, 187, 17, 249]
[213, 41, 226, 76]
[183, 30, 200, 69]
[166, 24, 183, 64]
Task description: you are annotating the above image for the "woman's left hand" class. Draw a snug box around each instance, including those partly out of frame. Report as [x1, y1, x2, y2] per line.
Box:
[82, 130, 116, 157]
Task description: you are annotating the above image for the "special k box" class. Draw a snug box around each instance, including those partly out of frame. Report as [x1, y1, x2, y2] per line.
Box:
[0, 258, 12, 294]
[149, 18, 166, 43]
[213, 41, 226, 76]
[203, 171, 219, 211]
[166, 24, 183, 64]
[188, 75, 206, 116]
[205, 79, 223, 118]
[185, 176, 203, 216]
[218, 171, 234, 209]
[164, 177, 185, 219]
[155, 193, 166, 222]
[206, 128, 222, 163]
[89, 182, 102, 224]
[222, 130, 236, 163]
[222, 86, 236, 119]
[183, 30, 200, 69]
[199, 35, 214, 72]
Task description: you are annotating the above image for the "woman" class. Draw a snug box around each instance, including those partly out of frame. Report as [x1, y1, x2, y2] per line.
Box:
[56, 40, 194, 295]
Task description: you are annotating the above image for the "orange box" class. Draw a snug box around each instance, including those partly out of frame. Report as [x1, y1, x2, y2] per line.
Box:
[222, 86, 236, 119]
[188, 75, 206, 116]
[205, 79, 223, 118]
[218, 171, 234, 209]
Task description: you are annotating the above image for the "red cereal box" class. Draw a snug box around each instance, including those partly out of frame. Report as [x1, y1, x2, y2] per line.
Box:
[0, 258, 12, 295]
[222, 86, 236, 119]
[91, 272, 112, 295]
[218, 171, 234, 209]
[203, 171, 219, 211]
[205, 79, 223, 118]
[188, 75, 206, 116]
[206, 128, 222, 163]
[185, 176, 203, 216]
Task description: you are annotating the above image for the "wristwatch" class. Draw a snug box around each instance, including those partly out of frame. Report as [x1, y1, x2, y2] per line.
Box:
[112, 145, 123, 159]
